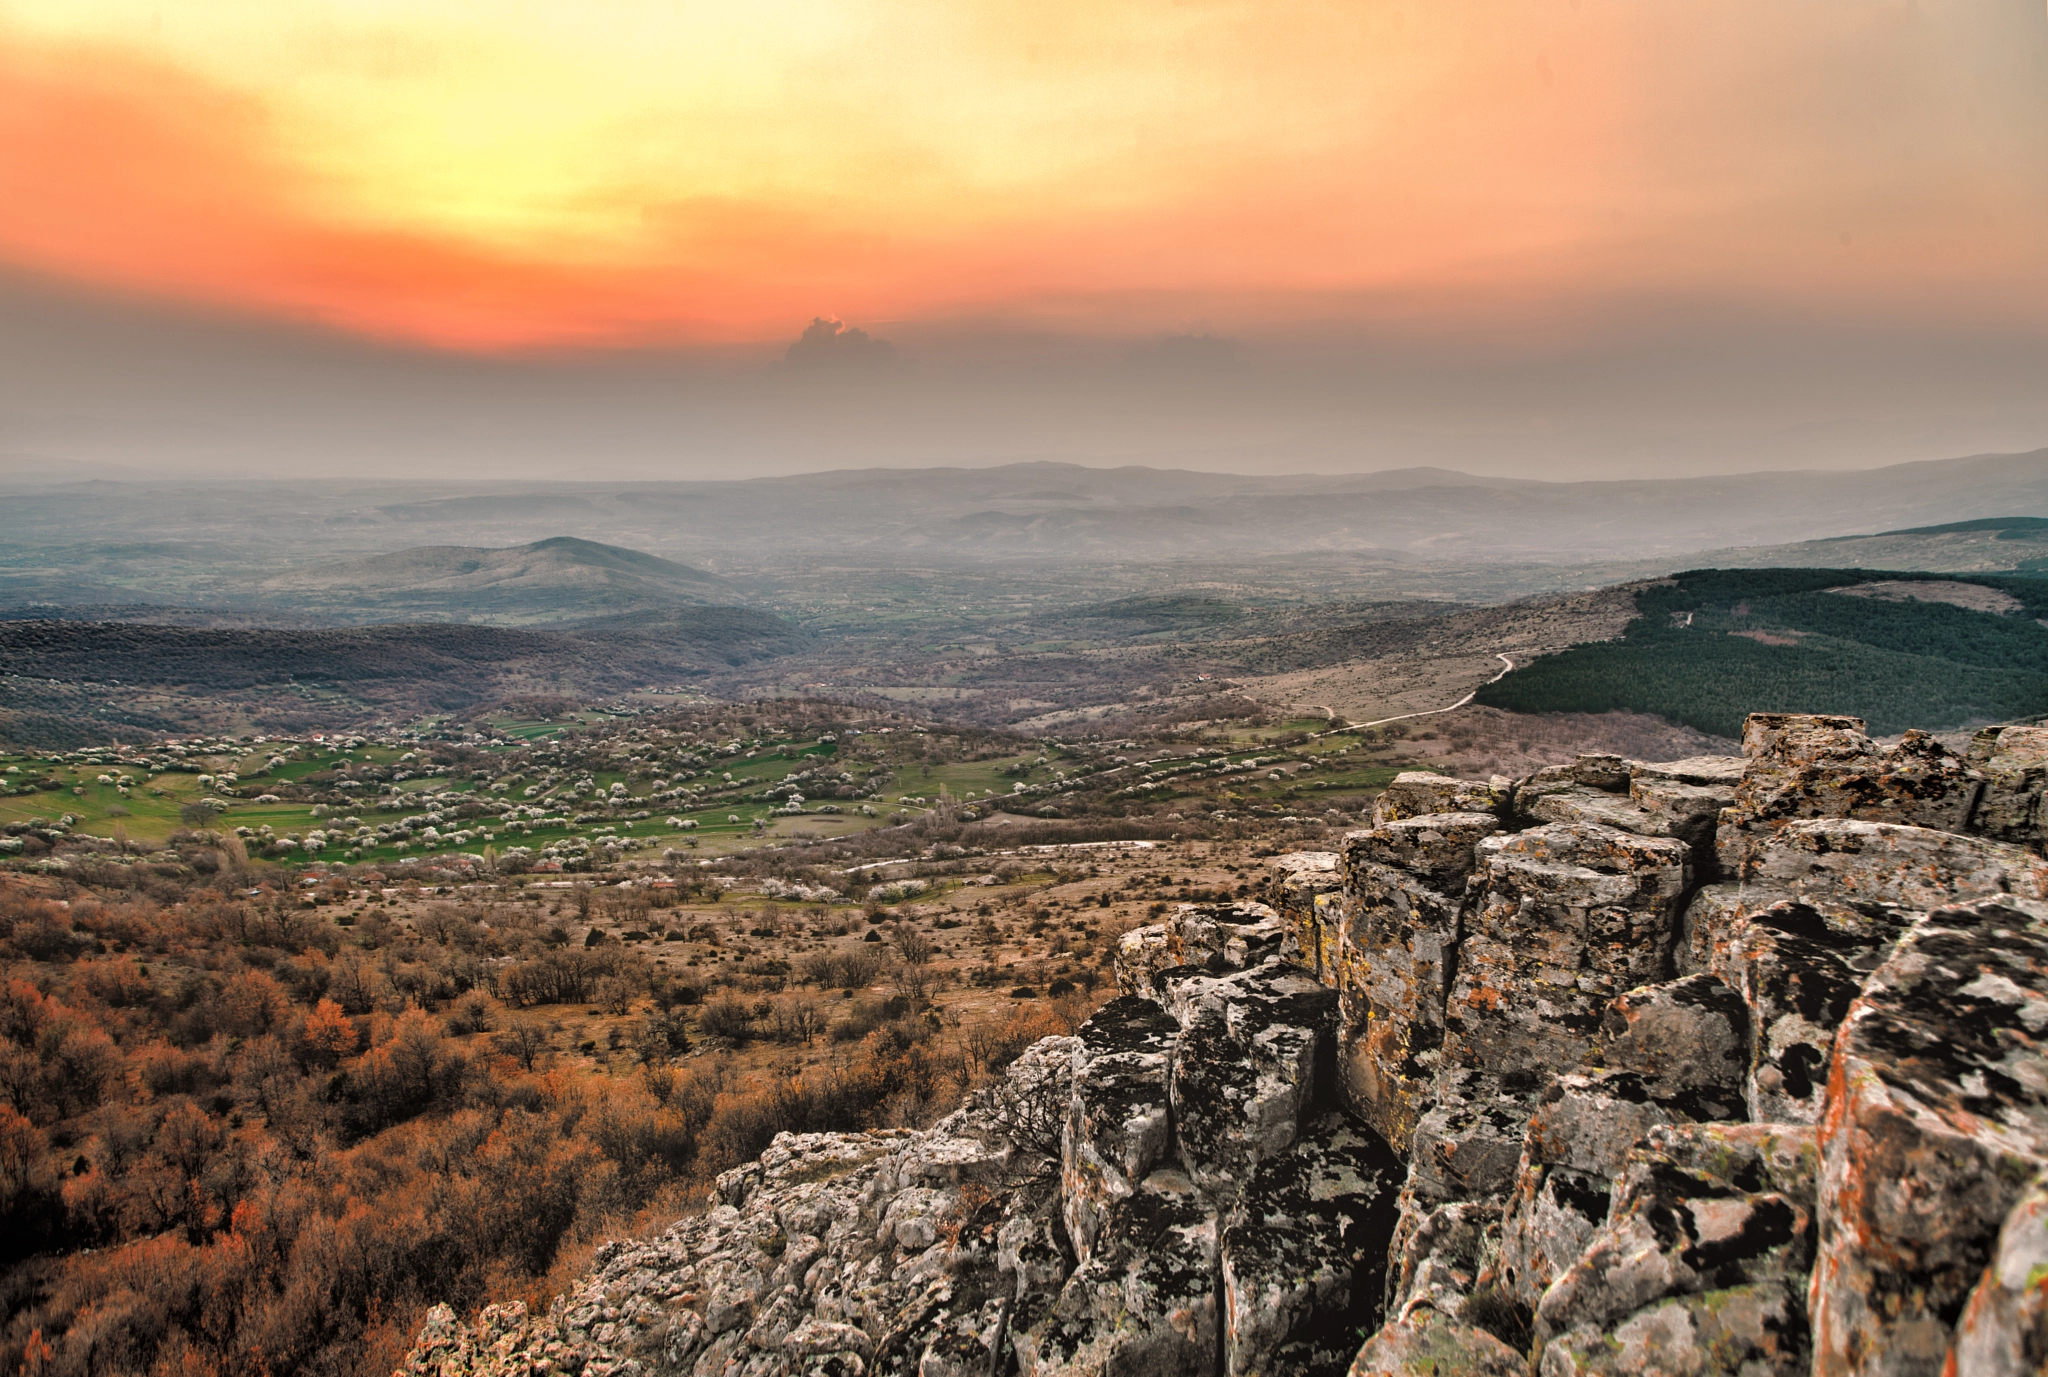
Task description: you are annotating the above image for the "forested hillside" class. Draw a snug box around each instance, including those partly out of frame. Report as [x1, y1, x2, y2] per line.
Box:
[1475, 568, 2048, 736]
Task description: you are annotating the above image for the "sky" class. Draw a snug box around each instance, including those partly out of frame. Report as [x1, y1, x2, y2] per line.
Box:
[4, 1, 2048, 478]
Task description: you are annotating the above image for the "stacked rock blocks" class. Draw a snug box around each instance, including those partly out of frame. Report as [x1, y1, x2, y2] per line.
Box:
[401, 715, 2048, 1377]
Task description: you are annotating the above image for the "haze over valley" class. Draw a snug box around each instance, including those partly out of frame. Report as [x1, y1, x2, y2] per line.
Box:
[9, 5, 2048, 1377]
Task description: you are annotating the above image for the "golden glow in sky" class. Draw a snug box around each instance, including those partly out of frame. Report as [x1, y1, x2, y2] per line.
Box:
[3, 1, 2045, 348]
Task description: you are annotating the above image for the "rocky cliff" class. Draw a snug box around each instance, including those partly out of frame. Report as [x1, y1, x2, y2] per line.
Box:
[399, 714, 2048, 1377]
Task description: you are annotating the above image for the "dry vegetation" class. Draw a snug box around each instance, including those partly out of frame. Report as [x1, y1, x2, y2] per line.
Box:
[0, 818, 1315, 1377]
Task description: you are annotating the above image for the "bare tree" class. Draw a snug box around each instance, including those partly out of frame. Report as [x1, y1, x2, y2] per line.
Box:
[493, 1017, 552, 1071]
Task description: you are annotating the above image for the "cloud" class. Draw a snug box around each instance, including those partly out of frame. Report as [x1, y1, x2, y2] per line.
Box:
[782, 317, 898, 370]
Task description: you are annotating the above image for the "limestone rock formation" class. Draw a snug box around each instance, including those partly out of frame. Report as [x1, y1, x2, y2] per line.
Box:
[400, 712, 2048, 1377]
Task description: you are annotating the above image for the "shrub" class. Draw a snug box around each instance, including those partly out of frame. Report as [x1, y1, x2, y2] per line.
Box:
[695, 991, 753, 1041]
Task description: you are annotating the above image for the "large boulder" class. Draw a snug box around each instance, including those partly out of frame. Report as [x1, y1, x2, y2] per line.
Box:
[1385, 1191, 1510, 1322]
[1444, 823, 1692, 1091]
[1165, 962, 1338, 1208]
[1537, 1281, 1809, 1376]
[1337, 813, 1499, 1147]
[1061, 995, 1180, 1265]
[1347, 1308, 1529, 1376]
[1220, 1113, 1406, 1377]
[1409, 1070, 1540, 1208]
[1498, 1073, 1683, 1310]
[1718, 714, 1986, 876]
[1717, 905, 1870, 1125]
[1810, 897, 2048, 1376]
[1597, 973, 1751, 1122]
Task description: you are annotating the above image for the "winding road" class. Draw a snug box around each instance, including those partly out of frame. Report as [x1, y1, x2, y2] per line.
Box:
[1311, 652, 1516, 740]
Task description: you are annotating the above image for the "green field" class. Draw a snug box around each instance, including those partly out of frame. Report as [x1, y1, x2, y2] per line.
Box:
[0, 725, 1072, 868]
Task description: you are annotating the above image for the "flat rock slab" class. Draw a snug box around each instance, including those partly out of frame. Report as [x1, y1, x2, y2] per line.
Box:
[1627, 774, 1737, 857]
[1221, 1113, 1407, 1377]
[1812, 897, 2048, 1376]
[1522, 786, 1672, 842]
[1748, 819, 2048, 913]
[1635, 756, 1747, 788]
[1373, 772, 1509, 826]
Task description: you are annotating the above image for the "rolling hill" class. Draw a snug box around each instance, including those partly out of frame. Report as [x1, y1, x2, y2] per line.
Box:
[259, 536, 736, 622]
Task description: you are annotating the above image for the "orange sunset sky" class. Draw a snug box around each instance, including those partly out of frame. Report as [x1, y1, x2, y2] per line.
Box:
[4, 2, 2048, 480]
[4, 0, 2046, 350]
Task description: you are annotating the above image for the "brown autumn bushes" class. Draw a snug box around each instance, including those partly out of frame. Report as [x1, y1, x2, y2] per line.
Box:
[0, 879, 1022, 1377]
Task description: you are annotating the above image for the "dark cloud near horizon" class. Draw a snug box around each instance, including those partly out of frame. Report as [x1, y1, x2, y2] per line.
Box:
[783, 317, 897, 371]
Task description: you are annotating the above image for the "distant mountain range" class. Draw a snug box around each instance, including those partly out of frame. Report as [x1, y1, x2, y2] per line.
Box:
[3, 448, 2046, 567]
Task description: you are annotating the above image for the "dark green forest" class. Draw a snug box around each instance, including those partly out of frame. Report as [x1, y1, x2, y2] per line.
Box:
[1475, 568, 2048, 737]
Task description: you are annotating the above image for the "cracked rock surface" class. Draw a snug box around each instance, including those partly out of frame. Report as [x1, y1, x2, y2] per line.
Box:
[402, 714, 2048, 1377]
